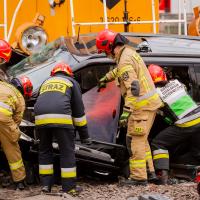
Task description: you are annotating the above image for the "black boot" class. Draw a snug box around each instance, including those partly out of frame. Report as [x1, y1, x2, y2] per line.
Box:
[148, 172, 159, 184]
[41, 185, 51, 193]
[1, 175, 11, 188]
[15, 180, 25, 190]
[157, 170, 169, 185]
[119, 177, 147, 186]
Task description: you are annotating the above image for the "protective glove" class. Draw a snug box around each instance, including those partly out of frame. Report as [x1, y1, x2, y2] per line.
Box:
[81, 137, 92, 145]
[119, 110, 131, 127]
[97, 76, 108, 92]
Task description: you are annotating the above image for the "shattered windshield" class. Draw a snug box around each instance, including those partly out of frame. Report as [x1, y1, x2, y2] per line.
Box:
[7, 37, 68, 77]
[7, 35, 100, 78]
[6, 37, 83, 91]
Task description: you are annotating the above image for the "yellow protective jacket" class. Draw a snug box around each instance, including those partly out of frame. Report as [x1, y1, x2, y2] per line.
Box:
[0, 81, 25, 125]
[105, 45, 162, 112]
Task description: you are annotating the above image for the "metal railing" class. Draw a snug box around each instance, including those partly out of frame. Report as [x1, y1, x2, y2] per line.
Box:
[0, 0, 189, 41]
[70, 0, 188, 36]
[0, 0, 8, 41]
[0, 0, 24, 41]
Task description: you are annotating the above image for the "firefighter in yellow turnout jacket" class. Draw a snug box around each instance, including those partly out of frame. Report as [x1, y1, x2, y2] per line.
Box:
[34, 63, 91, 196]
[96, 30, 162, 185]
[0, 77, 33, 189]
[0, 81, 25, 187]
[0, 39, 33, 190]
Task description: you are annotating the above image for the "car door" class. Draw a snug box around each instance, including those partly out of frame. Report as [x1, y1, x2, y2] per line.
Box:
[74, 63, 121, 143]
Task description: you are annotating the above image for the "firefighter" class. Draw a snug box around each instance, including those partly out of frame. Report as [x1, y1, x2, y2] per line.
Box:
[0, 39, 12, 74]
[0, 70, 33, 190]
[148, 64, 200, 184]
[34, 62, 91, 196]
[96, 30, 162, 186]
[0, 39, 11, 63]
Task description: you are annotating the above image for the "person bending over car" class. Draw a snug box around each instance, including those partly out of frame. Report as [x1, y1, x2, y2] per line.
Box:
[0, 39, 33, 190]
[148, 64, 200, 185]
[34, 62, 91, 196]
[0, 76, 33, 190]
[96, 29, 162, 186]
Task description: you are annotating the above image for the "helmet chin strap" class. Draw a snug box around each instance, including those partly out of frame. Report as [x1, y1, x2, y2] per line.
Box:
[111, 45, 122, 58]
[106, 52, 115, 59]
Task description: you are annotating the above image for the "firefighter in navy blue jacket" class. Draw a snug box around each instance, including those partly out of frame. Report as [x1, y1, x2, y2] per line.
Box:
[34, 62, 91, 196]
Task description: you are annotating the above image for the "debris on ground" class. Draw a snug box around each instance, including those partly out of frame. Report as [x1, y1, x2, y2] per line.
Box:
[0, 179, 199, 200]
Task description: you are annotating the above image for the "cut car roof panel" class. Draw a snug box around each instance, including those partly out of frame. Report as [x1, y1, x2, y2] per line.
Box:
[68, 33, 200, 56]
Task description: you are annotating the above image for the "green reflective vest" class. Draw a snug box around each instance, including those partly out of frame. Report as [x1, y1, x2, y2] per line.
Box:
[156, 80, 197, 120]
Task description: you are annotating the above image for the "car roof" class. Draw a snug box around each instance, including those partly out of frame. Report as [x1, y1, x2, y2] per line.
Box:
[141, 36, 200, 54]
[70, 33, 200, 57]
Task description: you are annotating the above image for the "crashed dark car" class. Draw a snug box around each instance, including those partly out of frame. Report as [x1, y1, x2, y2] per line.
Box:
[3, 33, 200, 182]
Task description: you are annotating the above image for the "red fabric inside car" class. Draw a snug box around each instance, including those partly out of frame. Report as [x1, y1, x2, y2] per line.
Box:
[82, 82, 121, 143]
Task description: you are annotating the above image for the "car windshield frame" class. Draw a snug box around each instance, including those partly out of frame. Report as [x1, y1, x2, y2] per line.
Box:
[7, 37, 69, 77]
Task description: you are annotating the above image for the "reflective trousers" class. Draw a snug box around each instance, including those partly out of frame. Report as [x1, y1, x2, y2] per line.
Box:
[151, 123, 200, 171]
[0, 121, 25, 182]
[38, 127, 76, 192]
[127, 110, 156, 180]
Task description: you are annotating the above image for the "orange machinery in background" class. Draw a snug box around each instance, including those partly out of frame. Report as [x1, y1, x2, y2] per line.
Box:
[0, 0, 159, 54]
[188, 6, 200, 36]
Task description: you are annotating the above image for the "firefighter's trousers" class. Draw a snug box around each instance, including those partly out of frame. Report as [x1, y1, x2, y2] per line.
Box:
[151, 123, 200, 171]
[127, 110, 156, 180]
[0, 121, 26, 182]
[38, 127, 76, 192]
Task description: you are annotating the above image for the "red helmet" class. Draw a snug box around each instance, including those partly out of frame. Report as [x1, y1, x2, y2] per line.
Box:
[148, 64, 167, 83]
[96, 29, 117, 54]
[11, 76, 33, 98]
[0, 39, 12, 63]
[51, 63, 73, 77]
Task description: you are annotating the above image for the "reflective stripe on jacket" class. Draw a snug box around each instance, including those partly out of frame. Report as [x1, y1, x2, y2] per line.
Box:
[0, 81, 25, 124]
[35, 114, 73, 125]
[157, 80, 198, 120]
[34, 74, 89, 139]
[175, 106, 200, 127]
[106, 46, 162, 111]
[0, 101, 13, 116]
[155, 79, 200, 128]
